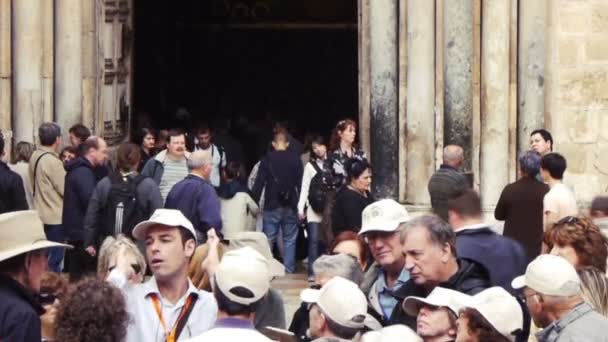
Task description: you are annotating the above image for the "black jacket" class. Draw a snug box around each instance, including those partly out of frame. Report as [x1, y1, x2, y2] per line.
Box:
[217, 179, 250, 200]
[0, 162, 27, 214]
[0, 274, 44, 342]
[62, 157, 99, 241]
[252, 150, 303, 210]
[332, 186, 374, 235]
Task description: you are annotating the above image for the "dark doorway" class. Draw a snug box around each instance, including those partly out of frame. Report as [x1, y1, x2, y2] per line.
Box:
[133, 1, 358, 168]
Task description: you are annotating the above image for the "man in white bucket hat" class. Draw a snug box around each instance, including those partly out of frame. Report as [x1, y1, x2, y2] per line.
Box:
[0, 211, 72, 341]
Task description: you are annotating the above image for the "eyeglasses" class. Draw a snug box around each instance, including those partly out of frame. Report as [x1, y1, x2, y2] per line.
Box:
[37, 293, 58, 306]
[364, 231, 397, 244]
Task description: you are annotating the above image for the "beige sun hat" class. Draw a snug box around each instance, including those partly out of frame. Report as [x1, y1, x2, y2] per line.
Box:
[0, 211, 72, 262]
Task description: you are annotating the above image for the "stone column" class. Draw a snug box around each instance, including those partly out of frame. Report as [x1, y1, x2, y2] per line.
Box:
[369, 0, 399, 199]
[0, 0, 11, 142]
[56, 0, 83, 136]
[481, 0, 510, 208]
[82, 0, 96, 130]
[13, 0, 44, 143]
[518, 0, 546, 154]
[406, 0, 435, 205]
[444, 0, 473, 171]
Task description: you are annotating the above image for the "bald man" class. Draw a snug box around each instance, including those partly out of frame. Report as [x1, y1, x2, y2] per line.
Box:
[165, 150, 222, 242]
[428, 145, 469, 221]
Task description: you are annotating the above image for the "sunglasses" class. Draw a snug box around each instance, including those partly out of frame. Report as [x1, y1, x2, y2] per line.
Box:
[555, 216, 580, 226]
[37, 293, 58, 306]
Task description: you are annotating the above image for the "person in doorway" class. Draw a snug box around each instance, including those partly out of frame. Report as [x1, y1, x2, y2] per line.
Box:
[0, 211, 72, 341]
[530, 129, 553, 156]
[252, 129, 303, 274]
[165, 150, 223, 242]
[332, 158, 374, 235]
[326, 119, 366, 188]
[193, 125, 226, 188]
[106, 209, 218, 341]
[29, 122, 67, 272]
[428, 145, 469, 222]
[217, 161, 258, 241]
[62, 136, 109, 281]
[0, 133, 28, 213]
[540, 153, 578, 231]
[358, 199, 411, 325]
[141, 129, 190, 203]
[495, 150, 549, 261]
[136, 127, 156, 172]
[9, 141, 35, 209]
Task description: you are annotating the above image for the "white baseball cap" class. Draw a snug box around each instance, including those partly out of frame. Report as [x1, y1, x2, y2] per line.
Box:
[229, 232, 285, 278]
[511, 254, 581, 296]
[361, 325, 422, 342]
[402, 287, 472, 317]
[300, 277, 368, 329]
[359, 199, 410, 235]
[466, 287, 523, 342]
[215, 246, 270, 305]
[132, 209, 197, 244]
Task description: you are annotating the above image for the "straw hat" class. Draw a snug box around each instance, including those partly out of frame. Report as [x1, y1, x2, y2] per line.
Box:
[0, 211, 72, 262]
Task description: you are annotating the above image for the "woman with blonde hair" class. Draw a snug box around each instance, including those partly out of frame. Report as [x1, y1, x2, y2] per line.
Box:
[578, 266, 608, 317]
[97, 235, 146, 284]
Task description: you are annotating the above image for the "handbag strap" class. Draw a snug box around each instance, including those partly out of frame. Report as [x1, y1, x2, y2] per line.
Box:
[32, 152, 52, 196]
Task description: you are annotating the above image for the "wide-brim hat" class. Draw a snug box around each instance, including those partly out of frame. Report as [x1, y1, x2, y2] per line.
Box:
[229, 231, 285, 278]
[0, 211, 72, 262]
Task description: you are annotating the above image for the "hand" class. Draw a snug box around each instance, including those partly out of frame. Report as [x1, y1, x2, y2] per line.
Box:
[85, 246, 96, 257]
[207, 228, 219, 248]
[202, 229, 220, 278]
[298, 213, 306, 221]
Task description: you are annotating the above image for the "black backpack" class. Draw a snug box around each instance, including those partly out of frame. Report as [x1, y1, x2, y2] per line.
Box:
[103, 173, 147, 240]
[307, 161, 329, 213]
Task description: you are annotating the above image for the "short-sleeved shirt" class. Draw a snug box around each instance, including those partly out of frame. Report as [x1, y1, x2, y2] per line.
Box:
[159, 158, 189, 202]
[543, 183, 578, 226]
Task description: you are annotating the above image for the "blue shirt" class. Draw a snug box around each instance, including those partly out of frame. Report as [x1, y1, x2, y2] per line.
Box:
[376, 269, 410, 319]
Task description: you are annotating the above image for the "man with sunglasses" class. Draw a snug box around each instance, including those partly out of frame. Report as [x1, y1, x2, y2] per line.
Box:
[358, 199, 411, 326]
[512, 254, 608, 342]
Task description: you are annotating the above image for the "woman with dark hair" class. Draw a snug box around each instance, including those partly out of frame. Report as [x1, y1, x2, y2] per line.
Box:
[297, 135, 328, 279]
[326, 119, 367, 188]
[55, 278, 129, 342]
[329, 230, 369, 270]
[331, 158, 373, 235]
[135, 127, 156, 172]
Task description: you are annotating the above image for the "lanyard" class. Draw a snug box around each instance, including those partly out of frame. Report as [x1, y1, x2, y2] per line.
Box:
[150, 293, 195, 342]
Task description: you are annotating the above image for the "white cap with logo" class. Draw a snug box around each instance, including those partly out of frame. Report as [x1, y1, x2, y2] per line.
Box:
[300, 277, 368, 329]
[215, 246, 270, 305]
[359, 199, 410, 235]
[362, 325, 422, 342]
[402, 287, 472, 317]
[466, 287, 523, 342]
[132, 209, 198, 244]
[511, 254, 581, 296]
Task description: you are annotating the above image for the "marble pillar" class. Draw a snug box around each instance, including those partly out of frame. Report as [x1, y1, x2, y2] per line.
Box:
[481, 0, 510, 208]
[444, 0, 473, 171]
[82, 0, 96, 129]
[56, 0, 83, 137]
[369, 0, 399, 199]
[0, 0, 11, 142]
[518, 0, 546, 154]
[406, 0, 435, 205]
[42, 0, 54, 123]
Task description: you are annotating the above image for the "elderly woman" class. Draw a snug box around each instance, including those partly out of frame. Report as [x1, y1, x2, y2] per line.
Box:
[544, 216, 608, 273]
[97, 235, 146, 283]
[39, 272, 69, 342]
[495, 150, 549, 261]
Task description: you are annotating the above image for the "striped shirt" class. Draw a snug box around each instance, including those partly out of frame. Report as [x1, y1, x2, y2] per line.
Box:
[159, 158, 188, 202]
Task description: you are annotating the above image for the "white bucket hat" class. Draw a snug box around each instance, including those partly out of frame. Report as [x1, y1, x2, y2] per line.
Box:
[132, 209, 198, 244]
[511, 254, 581, 296]
[215, 246, 270, 305]
[402, 287, 472, 317]
[359, 199, 410, 235]
[465, 287, 523, 342]
[229, 231, 285, 278]
[0, 211, 72, 262]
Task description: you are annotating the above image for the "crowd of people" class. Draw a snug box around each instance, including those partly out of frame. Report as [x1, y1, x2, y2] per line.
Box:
[0, 117, 608, 342]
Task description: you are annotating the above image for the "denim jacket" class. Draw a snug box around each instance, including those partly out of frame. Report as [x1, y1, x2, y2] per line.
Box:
[536, 302, 608, 342]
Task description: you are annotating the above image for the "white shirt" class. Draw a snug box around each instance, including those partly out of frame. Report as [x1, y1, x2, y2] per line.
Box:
[194, 144, 226, 187]
[107, 270, 218, 342]
[543, 183, 578, 226]
[297, 159, 324, 223]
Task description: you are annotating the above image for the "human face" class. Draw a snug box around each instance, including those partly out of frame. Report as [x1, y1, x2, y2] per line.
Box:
[522, 287, 550, 328]
[456, 314, 478, 342]
[417, 305, 456, 340]
[26, 250, 49, 292]
[167, 135, 186, 158]
[308, 304, 325, 339]
[93, 139, 108, 166]
[145, 225, 195, 282]
[312, 142, 327, 160]
[143, 134, 156, 150]
[366, 230, 404, 268]
[197, 133, 212, 149]
[69, 133, 81, 147]
[351, 168, 372, 193]
[338, 125, 356, 145]
[403, 226, 452, 287]
[332, 240, 365, 269]
[549, 244, 581, 268]
[61, 151, 75, 164]
[530, 133, 551, 155]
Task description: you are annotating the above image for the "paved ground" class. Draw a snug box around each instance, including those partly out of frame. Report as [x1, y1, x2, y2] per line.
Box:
[271, 265, 310, 327]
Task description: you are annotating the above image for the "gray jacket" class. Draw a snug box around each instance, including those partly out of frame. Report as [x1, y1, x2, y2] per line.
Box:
[537, 302, 608, 342]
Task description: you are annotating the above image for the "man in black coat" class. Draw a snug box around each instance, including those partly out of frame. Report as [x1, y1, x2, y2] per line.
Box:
[0, 133, 28, 214]
[62, 136, 108, 281]
[0, 211, 71, 341]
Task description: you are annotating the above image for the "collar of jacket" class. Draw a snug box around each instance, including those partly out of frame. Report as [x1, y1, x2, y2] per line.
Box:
[439, 164, 459, 172]
[39, 146, 60, 157]
[0, 273, 45, 315]
[536, 302, 593, 340]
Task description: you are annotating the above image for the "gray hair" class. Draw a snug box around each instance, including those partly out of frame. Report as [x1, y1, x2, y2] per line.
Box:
[443, 145, 464, 165]
[38, 122, 61, 146]
[313, 254, 364, 285]
[519, 150, 542, 176]
[187, 150, 212, 169]
[97, 234, 146, 277]
[400, 215, 457, 256]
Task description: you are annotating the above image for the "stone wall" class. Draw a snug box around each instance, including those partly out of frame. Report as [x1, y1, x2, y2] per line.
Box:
[546, 0, 608, 206]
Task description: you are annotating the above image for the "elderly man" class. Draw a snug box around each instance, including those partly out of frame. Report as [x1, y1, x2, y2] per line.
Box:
[428, 145, 469, 221]
[0, 211, 72, 341]
[392, 215, 490, 329]
[165, 150, 222, 242]
[512, 254, 608, 341]
[358, 199, 411, 325]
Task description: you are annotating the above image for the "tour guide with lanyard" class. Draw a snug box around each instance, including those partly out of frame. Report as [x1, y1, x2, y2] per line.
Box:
[149, 292, 198, 342]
